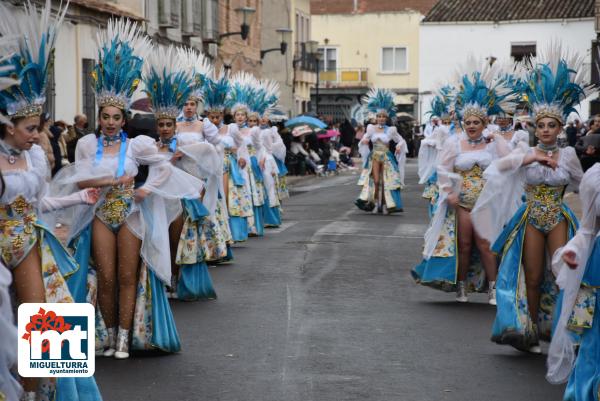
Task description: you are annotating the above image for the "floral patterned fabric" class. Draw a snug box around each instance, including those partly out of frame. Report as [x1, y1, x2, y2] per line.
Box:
[491, 203, 578, 349]
[95, 184, 134, 232]
[0, 196, 37, 268]
[525, 184, 566, 234]
[224, 154, 254, 219]
[356, 149, 403, 212]
[0, 196, 75, 304]
[456, 164, 485, 210]
[200, 201, 231, 262]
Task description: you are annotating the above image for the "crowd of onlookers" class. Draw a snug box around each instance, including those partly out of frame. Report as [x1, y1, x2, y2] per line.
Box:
[35, 113, 90, 177]
[567, 115, 600, 172]
[38, 112, 600, 179]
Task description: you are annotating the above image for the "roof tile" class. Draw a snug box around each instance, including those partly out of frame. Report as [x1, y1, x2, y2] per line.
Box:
[423, 0, 593, 22]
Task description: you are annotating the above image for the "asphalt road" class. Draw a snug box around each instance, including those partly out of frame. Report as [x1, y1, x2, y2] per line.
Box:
[95, 161, 565, 401]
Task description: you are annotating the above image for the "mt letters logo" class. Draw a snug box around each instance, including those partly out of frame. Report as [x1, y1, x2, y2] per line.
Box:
[18, 303, 95, 377]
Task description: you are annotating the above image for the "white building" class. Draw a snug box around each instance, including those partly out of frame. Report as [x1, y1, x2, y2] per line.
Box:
[419, 0, 596, 123]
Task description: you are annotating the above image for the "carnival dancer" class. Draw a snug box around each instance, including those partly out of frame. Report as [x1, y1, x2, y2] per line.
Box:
[143, 45, 221, 301]
[494, 63, 530, 151]
[0, 2, 104, 400]
[547, 163, 600, 400]
[226, 72, 263, 237]
[252, 79, 283, 228]
[412, 60, 515, 304]
[471, 44, 588, 353]
[419, 86, 454, 217]
[175, 47, 214, 138]
[355, 88, 407, 215]
[59, 19, 203, 360]
[211, 74, 252, 242]
[492, 114, 530, 151]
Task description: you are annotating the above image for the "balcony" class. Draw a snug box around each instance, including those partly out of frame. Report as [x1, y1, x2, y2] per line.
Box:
[319, 68, 369, 88]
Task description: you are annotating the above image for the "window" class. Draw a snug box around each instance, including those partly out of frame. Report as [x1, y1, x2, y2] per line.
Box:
[381, 47, 407, 73]
[511, 43, 536, 62]
[318, 47, 337, 71]
[82, 58, 96, 128]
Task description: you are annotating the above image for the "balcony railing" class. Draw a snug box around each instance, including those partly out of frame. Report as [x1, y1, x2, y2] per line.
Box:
[319, 68, 369, 87]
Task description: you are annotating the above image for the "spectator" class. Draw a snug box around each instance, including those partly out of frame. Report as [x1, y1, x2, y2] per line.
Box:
[575, 118, 600, 171]
[339, 119, 355, 149]
[49, 119, 67, 175]
[65, 114, 88, 162]
[566, 121, 577, 147]
[585, 115, 600, 136]
[36, 113, 55, 170]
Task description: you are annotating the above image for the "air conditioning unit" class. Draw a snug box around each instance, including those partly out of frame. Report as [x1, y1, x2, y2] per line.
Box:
[158, 0, 181, 28]
[201, 0, 219, 42]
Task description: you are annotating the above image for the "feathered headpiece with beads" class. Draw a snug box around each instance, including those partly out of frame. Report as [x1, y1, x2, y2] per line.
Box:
[177, 47, 213, 103]
[428, 85, 454, 120]
[525, 42, 592, 124]
[0, 37, 21, 125]
[142, 45, 196, 120]
[247, 78, 280, 119]
[203, 69, 229, 113]
[0, 0, 67, 119]
[92, 19, 151, 111]
[225, 71, 257, 114]
[362, 87, 396, 118]
[454, 57, 518, 121]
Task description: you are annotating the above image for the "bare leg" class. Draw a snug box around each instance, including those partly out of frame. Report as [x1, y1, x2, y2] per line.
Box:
[223, 172, 230, 209]
[92, 218, 118, 329]
[13, 246, 45, 392]
[474, 230, 497, 282]
[547, 220, 568, 263]
[456, 206, 474, 281]
[116, 225, 141, 330]
[522, 224, 545, 323]
[371, 160, 383, 204]
[169, 213, 184, 278]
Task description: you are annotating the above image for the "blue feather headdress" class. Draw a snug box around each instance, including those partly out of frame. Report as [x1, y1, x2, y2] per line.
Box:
[142, 45, 196, 120]
[225, 72, 256, 114]
[203, 69, 230, 113]
[428, 85, 454, 120]
[454, 57, 517, 121]
[93, 19, 151, 111]
[0, 37, 21, 125]
[247, 78, 280, 119]
[362, 88, 396, 118]
[499, 60, 529, 108]
[177, 47, 213, 103]
[0, 0, 68, 119]
[525, 42, 592, 124]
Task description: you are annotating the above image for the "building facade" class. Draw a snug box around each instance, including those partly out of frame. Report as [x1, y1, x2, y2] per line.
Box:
[419, 0, 596, 123]
[291, 0, 316, 116]
[310, 0, 436, 122]
[216, 0, 262, 75]
[260, 0, 293, 116]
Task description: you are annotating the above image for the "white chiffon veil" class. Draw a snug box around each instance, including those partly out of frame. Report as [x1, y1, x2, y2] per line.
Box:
[547, 163, 600, 384]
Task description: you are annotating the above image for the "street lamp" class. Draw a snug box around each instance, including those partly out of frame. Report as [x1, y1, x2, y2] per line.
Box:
[306, 40, 320, 115]
[261, 28, 293, 59]
[219, 7, 256, 41]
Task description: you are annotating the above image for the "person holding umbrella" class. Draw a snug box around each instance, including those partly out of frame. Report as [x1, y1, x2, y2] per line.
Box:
[355, 88, 407, 215]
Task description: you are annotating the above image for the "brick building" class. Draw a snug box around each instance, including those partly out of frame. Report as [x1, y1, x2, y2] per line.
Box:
[217, 0, 263, 75]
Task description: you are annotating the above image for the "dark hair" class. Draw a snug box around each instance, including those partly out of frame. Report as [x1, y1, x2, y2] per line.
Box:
[96, 106, 127, 137]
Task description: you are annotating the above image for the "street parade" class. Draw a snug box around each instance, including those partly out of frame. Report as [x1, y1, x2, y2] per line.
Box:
[0, 0, 599, 400]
